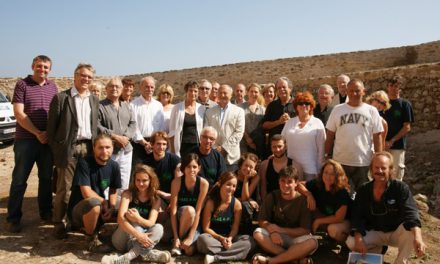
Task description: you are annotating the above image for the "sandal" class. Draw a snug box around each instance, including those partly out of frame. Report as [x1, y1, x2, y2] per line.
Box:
[252, 253, 269, 264]
[299, 257, 314, 264]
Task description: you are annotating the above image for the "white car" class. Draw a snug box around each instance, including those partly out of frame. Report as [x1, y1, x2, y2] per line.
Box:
[0, 91, 16, 143]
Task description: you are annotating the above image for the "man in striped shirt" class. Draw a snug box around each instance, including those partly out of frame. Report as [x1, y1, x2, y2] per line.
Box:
[6, 55, 58, 233]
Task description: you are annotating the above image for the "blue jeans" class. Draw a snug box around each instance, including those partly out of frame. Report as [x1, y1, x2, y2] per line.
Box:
[7, 139, 53, 223]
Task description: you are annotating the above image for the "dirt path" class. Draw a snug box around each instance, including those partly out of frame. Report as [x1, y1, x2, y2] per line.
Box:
[1, 130, 439, 263]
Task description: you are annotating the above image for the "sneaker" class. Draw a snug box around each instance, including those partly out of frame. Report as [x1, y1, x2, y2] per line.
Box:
[5, 221, 22, 233]
[204, 254, 215, 264]
[171, 247, 182, 256]
[101, 254, 130, 264]
[88, 234, 113, 253]
[53, 223, 67, 239]
[142, 249, 171, 263]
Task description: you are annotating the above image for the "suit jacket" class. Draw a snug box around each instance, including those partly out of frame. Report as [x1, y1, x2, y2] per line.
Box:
[47, 88, 99, 168]
[204, 103, 245, 165]
[329, 93, 348, 107]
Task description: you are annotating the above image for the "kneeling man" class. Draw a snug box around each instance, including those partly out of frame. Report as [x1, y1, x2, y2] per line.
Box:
[253, 166, 318, 264]
[67, 134, 121, 251]
[347, 151, 426, 264]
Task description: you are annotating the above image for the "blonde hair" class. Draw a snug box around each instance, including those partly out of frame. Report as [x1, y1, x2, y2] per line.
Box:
[366, 90, 391, 110]
[156, 83, 174, 103]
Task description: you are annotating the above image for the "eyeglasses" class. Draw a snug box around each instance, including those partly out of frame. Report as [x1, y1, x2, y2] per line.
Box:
[199, 87, 211, 91]
[373, 99, 386, 106]
[297, 102, 311, 106]
[201, 135, 216, 141]
[161, 92, 171, 96]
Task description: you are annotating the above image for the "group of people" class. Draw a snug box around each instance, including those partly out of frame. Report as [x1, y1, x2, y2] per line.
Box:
[5, 54, 426, 264]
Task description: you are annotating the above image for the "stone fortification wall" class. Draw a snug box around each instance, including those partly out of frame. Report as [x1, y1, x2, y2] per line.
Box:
[0, 41, 439, 133]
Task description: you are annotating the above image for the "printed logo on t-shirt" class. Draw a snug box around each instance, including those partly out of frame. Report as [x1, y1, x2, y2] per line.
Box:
[100, 179, 109, 190]
[339, 113, 369, 127]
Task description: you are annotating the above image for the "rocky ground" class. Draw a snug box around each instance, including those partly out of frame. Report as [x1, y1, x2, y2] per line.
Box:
[0, 130, 439, 263]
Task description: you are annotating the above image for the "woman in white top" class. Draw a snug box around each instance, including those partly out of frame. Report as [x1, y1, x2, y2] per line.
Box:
[281, 91, 326, 181]
[157, 83, 175, 133]
[169, 80, 205, 158]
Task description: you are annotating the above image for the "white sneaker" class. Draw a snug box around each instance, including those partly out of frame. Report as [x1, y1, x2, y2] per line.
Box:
[204, 254, 215, 264]
[142, 249, 171, 263]
[171, 247, 182, 256]
[101, 254, 130, 264]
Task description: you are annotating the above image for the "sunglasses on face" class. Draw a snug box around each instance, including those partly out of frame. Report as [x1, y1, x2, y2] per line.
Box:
[297, 102, 311, 106]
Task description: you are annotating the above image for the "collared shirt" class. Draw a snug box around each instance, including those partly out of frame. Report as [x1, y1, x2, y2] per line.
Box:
[98, 98, 137, 152]
[351, 179, 421, 236]
[313, 104, 333, 126]
[219, 103, 229, 126]
[71, 87, 92, 140]
[130, 96, 165, 141]
[197, 98, 217, 109]
[12, 75, 58, 139]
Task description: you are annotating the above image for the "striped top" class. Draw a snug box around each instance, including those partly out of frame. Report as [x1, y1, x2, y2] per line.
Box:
[12, 75, 58, 139]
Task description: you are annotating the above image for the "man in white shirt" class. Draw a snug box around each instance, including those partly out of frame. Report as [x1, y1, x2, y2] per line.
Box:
[330, 74, 350, 107]
[325, 79, 383, 192]
[47, 63, 100, 239]
[130, 76, 165, 168]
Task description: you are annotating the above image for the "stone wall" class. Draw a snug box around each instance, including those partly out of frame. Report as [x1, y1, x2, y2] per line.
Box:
[1, 41, 439, 133]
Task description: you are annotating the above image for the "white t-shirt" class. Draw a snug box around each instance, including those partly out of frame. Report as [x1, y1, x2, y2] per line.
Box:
[326, 103, 383, 166]
[281, 116, 326, 174]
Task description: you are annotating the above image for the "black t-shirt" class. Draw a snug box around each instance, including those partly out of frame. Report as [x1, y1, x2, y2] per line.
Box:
[262, 98, 296, 139]
[382, 98, 414, 150]
[144, 152, 180, 193]
[191, 146, 226, 187]
[306, 179, 351, 219]
[68, 156, 121, 219]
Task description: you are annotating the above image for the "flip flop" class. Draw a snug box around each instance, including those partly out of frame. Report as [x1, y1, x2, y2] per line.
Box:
[252, 253, 269, 264]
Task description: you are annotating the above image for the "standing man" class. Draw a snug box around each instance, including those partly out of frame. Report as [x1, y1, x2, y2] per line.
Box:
[210, 81, 220, 103]
[347, 152, 426, 263]
[330, 74, 350, 107]
[191, 126, 227, 187]
[67, 134, 121, 251]
[262, 77, 296, 157]
[204, 84, 245, 171]
[130, 76, 165, 167]
[197, 79, 217, 109]
[98, 77, 136, 198]
[383, 75, 414, 180]
[313, 84, 334, 125]
[47, 63, 99, 238]
[6, 55, 58, 233]
[325, 79, 383, 192]
[233, 83, 247, 105]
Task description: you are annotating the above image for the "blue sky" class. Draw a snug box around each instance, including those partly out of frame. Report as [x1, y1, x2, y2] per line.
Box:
[1, 0, 439, 77]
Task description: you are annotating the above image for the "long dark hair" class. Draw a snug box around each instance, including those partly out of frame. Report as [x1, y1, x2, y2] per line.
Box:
[316, 159, 350, 194]
[129, 164, 159, 205]
[180, 153, 201, 174]
[208, 171, 237, 213]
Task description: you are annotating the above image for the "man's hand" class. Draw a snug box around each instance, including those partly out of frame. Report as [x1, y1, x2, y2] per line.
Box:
[279, 113, 290, 124]
[414, 237, 427, 257]
[36, 131, 48, 144]
[269, 232, 283, 246]
[354, 235, 368, 255]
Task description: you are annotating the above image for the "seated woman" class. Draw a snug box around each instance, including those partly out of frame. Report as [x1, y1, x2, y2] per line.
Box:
[102, 164, 170, 264]
[235, 153, 260, 234]
[197, 172, 255, 264]
[170, 153, 209, 256]
[304, 159, 351, 243]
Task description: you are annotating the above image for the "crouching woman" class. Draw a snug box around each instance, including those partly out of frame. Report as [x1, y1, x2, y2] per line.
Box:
[197, 171, 255, 264]
[102, 164, 170, 264]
